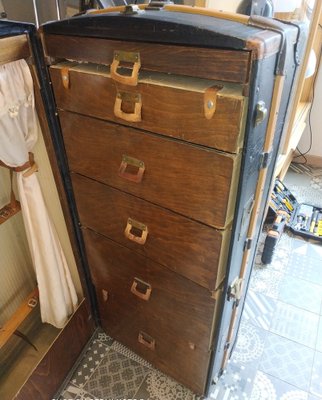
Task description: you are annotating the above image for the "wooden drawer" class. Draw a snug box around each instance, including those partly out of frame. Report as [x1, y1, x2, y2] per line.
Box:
[72, 173, 230, 290]
[44, 34, 251, 84]
[60, 112, 240, 229]
[51, 62, 247, 153]
[83, 228, 214, 394]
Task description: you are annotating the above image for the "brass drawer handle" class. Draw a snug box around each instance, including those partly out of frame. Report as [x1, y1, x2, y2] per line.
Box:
[110, 50, 141, 86]
[131, 277, 152, 301]
[114, 91, 142, 122]
[138, 331, 155, 350]
[118, 155, 145, 183]
[124, 218, 148, 245]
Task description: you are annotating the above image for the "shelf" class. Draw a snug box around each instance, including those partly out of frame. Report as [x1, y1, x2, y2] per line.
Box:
[0, 201, 21, 225]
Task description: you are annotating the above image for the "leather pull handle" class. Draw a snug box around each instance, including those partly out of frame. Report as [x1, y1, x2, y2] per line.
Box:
[131, 278, 152, 301]
[61, 67, 70, 89]
[138, 331, 155, 350]
[110, 50, 141, 86]
[124, 218, 148, 245]
[118, 155, 145, 183]
[204, 86, 222, 120]
[114, 92, 142, 123]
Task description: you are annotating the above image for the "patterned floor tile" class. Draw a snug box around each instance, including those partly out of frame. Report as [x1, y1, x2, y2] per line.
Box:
[250, 371, 308, 400]
[208, 359, 257, 400]
[231, 322, 267, 366]
[111, 340, 153, 369]
[84, 348, 148, 399]
[134, 369, 198, 400]
[285, 253, 322, 286]
[306, 242, 322, 260]
[70, 339, 110, 387]
[249, 268, 284, 299]
[308, 395, 322, 400]
[269, 301, 319, 348]
[74, 389, 97, 400]
[316, 318, 322, 353]
[96, 329, 114, 346]
[260, 333, 314, 391]
[310, 351, 322, 398]
[58, 384, 81, 400]
[243, 290, 277, 330]
[278, 275, 322, 314]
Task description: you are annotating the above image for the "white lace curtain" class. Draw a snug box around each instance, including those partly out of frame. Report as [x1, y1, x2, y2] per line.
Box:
[0, 59, 78, 328]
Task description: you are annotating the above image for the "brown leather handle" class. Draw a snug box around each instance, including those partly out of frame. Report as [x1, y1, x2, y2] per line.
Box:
[204, 86, 222, 120]
[124, 218, 148, 245]
[110, 51, 141, 86]
[138, 331, 155, 350]
[114, 92, 142, 123]
[131, 278, 152, 301]
[118, 155, 145, 183]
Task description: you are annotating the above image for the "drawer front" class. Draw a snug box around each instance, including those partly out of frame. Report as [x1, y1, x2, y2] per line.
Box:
[44, 34, 251, 84]
[83, 228, 213, 394]
[72, 173, 228, 290]
[61, 112, 240, 229]
[51, 63, 246, 153]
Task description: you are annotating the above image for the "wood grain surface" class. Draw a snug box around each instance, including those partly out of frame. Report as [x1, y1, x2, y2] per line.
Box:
[15, 300, 95, 400]
[60, 112, 240, 228]
[44, 34, 251, 84]
[83, 228, 213, 395]
[51, 66, 246, 153]
[72, 173, 227, 290]
[0, 35, 30, 65]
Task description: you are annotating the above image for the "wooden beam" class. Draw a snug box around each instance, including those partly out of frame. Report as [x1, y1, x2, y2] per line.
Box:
[0, 288, 39, 349]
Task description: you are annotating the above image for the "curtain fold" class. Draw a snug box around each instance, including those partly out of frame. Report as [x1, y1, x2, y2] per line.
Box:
[0, 59, 78, 328]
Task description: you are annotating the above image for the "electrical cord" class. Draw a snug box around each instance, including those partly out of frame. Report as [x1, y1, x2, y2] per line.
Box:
[293, 24, 322, 165]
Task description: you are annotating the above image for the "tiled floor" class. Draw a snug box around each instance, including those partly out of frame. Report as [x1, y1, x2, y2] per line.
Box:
[56, 165, 322, 400]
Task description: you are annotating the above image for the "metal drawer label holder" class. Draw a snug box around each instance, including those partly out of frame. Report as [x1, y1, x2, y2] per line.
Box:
[131, 277, 152, 301]
[124, 218, 148, 245]
[118, 155, 145, 183]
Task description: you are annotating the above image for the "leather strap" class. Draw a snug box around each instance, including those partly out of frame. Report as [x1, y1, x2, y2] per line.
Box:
[0, 152, 38, 211]
[9, 169, 19, 211]
[0, 152, 38, 175]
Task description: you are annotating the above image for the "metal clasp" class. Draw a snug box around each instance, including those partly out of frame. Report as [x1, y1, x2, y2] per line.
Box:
[255, 101, 268, 126]
[227, 277, 243, 304]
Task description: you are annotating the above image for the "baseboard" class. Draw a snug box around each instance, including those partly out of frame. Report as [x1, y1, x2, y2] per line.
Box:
[293, 153, 322, 168]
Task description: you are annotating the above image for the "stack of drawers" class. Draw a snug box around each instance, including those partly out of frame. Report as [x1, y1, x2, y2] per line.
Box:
[48, 41, 249, 393]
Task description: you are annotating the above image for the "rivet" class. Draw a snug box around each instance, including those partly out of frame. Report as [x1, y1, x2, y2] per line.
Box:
[188, 342, 196, 350]
[207, 100, 214, 109]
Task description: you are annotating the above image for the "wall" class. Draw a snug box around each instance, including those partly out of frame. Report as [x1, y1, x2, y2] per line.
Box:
[0, 171, 35, 325]
[298, 57, 322, 158]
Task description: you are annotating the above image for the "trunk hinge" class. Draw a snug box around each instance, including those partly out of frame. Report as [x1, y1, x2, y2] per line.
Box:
[227, 277, 243, 306]
[260, 151, 272, 169]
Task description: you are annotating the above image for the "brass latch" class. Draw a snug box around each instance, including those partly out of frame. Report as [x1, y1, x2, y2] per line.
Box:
[255, 101, 268, 126]
[227, 277, 243, 304]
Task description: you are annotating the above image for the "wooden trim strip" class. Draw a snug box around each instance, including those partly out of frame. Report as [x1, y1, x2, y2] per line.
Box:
[163, 4, 250, 24]
[220, 75, 285, 371]
[0, 288, 39, 349]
